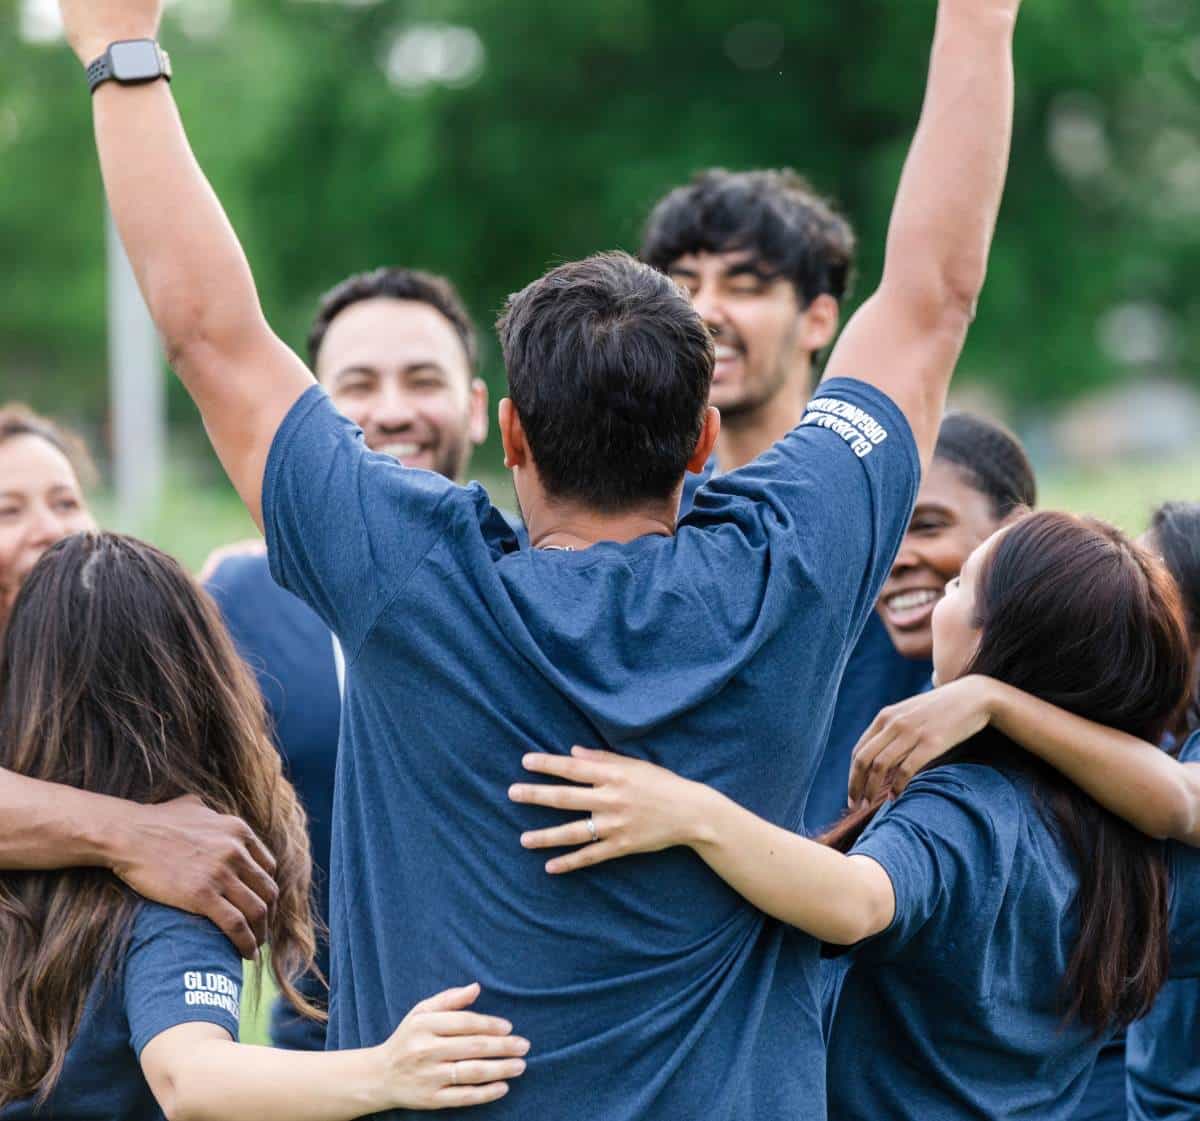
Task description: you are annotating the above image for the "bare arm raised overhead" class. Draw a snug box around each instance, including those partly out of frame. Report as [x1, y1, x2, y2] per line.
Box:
[59, 0, 314, 528]
[823, 0, 1019, 468]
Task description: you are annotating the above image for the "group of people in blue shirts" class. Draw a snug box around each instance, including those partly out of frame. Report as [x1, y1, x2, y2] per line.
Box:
[2, 0, 1200, 1118]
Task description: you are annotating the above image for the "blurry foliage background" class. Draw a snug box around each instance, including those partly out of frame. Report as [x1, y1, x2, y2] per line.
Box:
[3, 0, 1200, 496]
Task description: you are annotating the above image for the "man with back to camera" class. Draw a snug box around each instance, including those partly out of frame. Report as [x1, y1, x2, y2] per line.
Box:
[59, 0, 1018, 1114]
[202, 266, 491, 1050]
[642, 170, 935, 833]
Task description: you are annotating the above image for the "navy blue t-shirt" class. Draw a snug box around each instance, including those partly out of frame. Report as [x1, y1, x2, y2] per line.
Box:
[804, 612, 932, 834]
[827, 763, 1115, 1121]
[206, 552, 339, 1051]
[684, 457, 935, 839]
[264, 379, 918, 1119]
[1, 903, 241, 1120]
[1127, 729, 1200, 1121]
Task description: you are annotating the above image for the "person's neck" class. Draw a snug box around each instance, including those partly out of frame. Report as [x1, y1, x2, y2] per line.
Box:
[715, 374, 812, 473]
[527, 501, 679, 550]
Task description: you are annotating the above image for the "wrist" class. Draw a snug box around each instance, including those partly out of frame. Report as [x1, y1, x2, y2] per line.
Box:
[687, 784, 732, 852]
[345, 1046, 394, 1114]
[67, 789, 137, 870]
[969, 675, 1007, 726]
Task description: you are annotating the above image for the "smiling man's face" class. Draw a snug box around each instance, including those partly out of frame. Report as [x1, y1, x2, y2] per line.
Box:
[666, 250, 819, 421]
[316, 297, 488, 482]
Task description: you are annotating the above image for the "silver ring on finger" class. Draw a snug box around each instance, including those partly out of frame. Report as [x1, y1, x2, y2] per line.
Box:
[586, 816, 599, 843]
[451, 1062, 459, 1086]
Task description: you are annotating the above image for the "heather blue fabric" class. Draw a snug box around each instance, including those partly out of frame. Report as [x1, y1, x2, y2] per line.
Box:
[828, 763, 1115, 1121]
[1, 904, 241, 1120]
[263, 378, 918, 1119]
[684, 456, 935, 839]
[1127, 729, 1200, 1121]
[206, 552, 339, 1051]
[804, 612, 932, 834]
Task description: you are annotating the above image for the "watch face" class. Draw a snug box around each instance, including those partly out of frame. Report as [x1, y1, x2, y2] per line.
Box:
[110, 40, 161, 82]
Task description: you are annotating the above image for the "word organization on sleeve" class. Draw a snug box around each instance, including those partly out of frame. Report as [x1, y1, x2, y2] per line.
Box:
[801, 397, 889, 459]
[182, 970, 241, 1018]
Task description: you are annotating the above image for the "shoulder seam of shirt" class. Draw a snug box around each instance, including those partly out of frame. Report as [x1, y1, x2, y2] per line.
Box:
[342, 487, 458, 666]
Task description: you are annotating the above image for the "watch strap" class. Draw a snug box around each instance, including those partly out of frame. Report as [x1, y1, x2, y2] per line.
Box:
[85, 42, 172, 95]
[86, 53, 113, 94]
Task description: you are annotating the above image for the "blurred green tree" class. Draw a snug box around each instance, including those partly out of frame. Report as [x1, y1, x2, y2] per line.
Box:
[2, 0, 1199, 469]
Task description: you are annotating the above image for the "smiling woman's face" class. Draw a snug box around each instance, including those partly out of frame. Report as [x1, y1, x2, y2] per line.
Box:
[877, 459, 1004, 662]
[0, 435, 96, 609]
[929, 530, 1003, 686]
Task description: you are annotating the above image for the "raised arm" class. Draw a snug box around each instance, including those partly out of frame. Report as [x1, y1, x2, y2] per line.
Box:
[510, 749, 896, 945]
[850, 676, 1200, 844]
[59, 0, 314, 527]
[0, 769, 277, 958]
[823, 0, 1019, 467]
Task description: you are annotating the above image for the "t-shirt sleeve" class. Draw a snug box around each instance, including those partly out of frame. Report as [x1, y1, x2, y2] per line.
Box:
[262, 385, 458, 659]
[845, 766, 1016, 962]
[123, 904, 243, 1056]
[687, 378, 919, 642]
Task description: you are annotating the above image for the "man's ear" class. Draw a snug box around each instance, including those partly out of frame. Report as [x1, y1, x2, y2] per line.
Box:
[468, 379, 489, 446]
[799, 294, 840, 353]
[687, 407, 721, 473]
[499, 399, 528, 470]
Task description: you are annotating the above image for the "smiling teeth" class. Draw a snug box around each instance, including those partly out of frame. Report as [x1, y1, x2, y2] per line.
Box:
[714, 345, 741, 361]
[888, 590, 940, 611]
[380, 443, 421, 458]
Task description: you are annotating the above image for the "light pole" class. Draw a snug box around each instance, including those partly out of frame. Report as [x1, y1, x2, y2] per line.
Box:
[106, 209, 166, 531]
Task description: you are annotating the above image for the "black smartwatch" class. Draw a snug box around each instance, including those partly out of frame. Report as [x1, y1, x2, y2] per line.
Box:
[86, 40, 172, 95]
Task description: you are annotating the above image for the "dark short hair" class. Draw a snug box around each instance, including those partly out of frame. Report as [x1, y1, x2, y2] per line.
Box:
[497, 252, 713, 512]
[934, 411, 1037, 520]
[307, 267, 479, 373]
[640, 168, 856, 306]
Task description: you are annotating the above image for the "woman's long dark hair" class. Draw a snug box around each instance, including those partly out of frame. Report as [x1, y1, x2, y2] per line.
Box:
[825, 512, 1193, 1032]
[1150, 501, 1200, 739]
[0, 533, 322, 1105]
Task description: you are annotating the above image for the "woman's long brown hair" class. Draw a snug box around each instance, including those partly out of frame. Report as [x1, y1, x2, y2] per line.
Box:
[824, 512, 1194, 1033]
[0, 533, 322, 1105]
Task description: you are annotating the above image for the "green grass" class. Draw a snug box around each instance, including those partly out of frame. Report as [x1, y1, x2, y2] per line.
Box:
[1038, 455, 1200, 536]
[107, 452, 1196, 1046]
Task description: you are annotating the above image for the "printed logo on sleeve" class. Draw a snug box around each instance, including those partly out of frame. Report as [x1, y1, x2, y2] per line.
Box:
[801, 397, 889, 458]
[183, 971, 241, 1018]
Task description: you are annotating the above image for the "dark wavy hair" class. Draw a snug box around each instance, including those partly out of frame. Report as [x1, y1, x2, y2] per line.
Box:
[826, 512, 1192, 1033]
[640, 168, 856, 307]
[0, 533, 321, 1105]
[1149, 501, 1200, 739]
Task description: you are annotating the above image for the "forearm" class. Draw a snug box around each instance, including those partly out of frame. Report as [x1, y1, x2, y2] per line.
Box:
[88, 80, 312, 521]
[987, 682, 1200, 843]
[93, 82, 265, 388]
[689, 787, 894, 944]
[161, 1040, 385, 1121]
[0, 767, 127, 870]
[883, 2, 1015, 320]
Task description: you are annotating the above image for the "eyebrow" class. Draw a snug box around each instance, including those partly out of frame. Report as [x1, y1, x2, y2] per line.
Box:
[668, 258, 774, 280]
